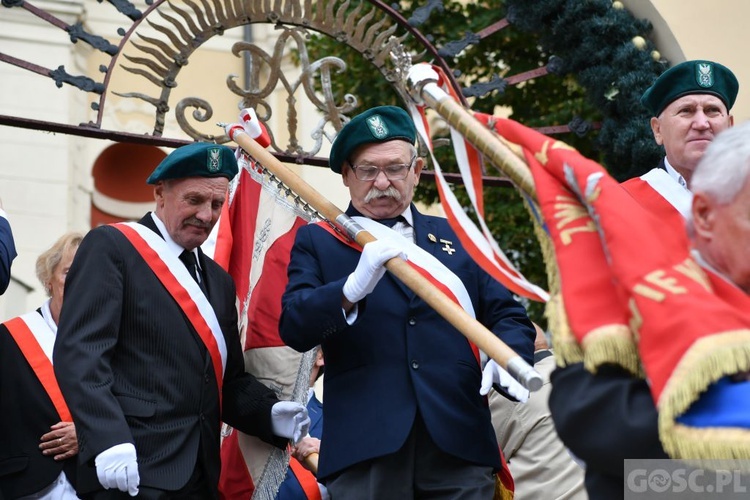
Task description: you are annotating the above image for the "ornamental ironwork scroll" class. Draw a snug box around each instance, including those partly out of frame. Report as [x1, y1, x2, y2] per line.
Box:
[0, 0, 611, 170]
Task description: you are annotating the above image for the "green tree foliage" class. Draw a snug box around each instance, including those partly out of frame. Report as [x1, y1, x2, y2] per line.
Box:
[302, 0, 665, 324]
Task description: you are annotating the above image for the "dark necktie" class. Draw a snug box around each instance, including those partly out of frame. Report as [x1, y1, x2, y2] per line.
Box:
[377, 215, 405, 228]
[179, 250, 208, 296]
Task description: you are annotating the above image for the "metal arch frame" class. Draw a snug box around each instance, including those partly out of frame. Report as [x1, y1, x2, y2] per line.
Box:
[1, 1, 462, 134]
[0, 0, 516, 184]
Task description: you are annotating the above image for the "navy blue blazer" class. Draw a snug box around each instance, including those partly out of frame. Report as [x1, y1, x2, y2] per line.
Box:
[280, 205, 535, 480]
[0, 216, 16, 295]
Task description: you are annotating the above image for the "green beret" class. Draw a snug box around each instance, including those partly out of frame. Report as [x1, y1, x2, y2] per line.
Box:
[146, 142, 238, 184]
[329, 105, 417, 174]
[641, 60, 739, 116]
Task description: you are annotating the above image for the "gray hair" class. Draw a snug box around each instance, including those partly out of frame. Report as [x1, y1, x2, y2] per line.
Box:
[35, 232, 84, 296]
[691, 122, 750, 204]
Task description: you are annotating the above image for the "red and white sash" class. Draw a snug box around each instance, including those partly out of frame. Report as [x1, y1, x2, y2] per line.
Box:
[639, 167, 692, 219]
[113, 222, 227, 391]
[5, 311, 72, 421]
[351, 217, 476, 317]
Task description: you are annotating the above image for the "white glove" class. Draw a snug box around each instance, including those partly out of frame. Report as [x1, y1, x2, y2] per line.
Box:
[480, 359, 530, 403]
[342, 240, 405, 303]
[94, 443, 140, 496]
[271, 401, 310, 444]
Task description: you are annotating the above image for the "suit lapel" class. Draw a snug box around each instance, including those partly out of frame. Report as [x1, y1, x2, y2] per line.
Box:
[138, 212, 160, 234]
[135, 213, 212, 357]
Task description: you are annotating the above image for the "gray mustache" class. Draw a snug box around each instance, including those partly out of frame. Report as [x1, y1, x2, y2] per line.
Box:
[364, 186, 402, 203]
[184, 218, 212, 229]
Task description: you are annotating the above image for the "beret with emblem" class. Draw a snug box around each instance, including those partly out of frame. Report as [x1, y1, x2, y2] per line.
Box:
[146, 142, 238, 184]
[641, 60, 739, 116]
[329, 105, 417, 174]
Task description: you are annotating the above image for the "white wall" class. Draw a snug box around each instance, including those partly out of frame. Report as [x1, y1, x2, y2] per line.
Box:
[0, 0, 86, 317]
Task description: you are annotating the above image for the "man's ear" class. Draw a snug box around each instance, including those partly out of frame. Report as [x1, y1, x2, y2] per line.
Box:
[341, 165, 351, 188]
[650, 117, 663, 145]
[413, 157, 424, 186]
[153, 182, 166, 207]
[691, 193, 714, 238]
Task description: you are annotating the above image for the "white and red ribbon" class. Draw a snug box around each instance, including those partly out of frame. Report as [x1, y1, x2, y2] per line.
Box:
[113, 222, 227, 392]
[406, 64, 548, 302]
[5, 312, 72, 421]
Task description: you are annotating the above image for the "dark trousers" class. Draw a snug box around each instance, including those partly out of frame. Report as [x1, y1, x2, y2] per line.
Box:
[325, 413, 495, 499]
[82, 459, 213, 500]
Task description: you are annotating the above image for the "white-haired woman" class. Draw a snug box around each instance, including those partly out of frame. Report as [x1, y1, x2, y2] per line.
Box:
[0, 232, 84, 499]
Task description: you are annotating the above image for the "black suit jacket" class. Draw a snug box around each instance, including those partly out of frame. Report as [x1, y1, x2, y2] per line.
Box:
[54, 214, 285, 496]
[0, 311, 78, 498]
[549, 363, 668, 499]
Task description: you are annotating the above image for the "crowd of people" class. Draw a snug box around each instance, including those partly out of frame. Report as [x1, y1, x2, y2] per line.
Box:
[0, 57, 748, 500]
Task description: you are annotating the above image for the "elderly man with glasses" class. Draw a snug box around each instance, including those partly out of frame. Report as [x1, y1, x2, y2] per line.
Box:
[279, 105, 535, 499]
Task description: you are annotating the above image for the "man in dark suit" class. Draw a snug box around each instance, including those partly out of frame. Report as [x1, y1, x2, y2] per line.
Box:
[0, 198, 17, 295]
[279, 106, 535, 499]
[54, 143, 310, 498]
[549, 60, 740, 499]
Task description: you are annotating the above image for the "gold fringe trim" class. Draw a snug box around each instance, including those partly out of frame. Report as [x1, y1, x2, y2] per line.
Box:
[525, 197, 586, 367]
[658, 329, 750, 461]
[581, 325, 643, 377]
[662, 424, 750, 469]
[545, 293, 584, 366]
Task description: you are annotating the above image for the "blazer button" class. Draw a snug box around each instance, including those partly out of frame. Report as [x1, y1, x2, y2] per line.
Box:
[411, 359, 419, 370]
[408, 317, 416, 326]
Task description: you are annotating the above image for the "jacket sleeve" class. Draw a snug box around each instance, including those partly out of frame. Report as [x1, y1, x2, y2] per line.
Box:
[53, 227, 135, 463]
[476, 266, 535, 367]
[0, 215, 17, 295]
[548, 362, 668, 476]
[279, 226, 354, 353]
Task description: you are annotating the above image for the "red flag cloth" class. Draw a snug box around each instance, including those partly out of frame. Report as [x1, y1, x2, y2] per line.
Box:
[482, 116, 635, 374]
[218, 431, 253, 499]
[217, 158, 310, 498]
[489, 117, 750, 460]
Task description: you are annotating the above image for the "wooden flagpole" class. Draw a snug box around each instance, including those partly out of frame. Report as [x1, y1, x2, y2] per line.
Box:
[404, 63, 537, 201]
[225, 127, 542, 394]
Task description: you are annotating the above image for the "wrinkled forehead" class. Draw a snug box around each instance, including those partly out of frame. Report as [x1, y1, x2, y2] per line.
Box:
[166, 175, 228, 190]
[662, 93, 728, 114]
[162, 176, 229, 200]
[349, 139, 413, 165]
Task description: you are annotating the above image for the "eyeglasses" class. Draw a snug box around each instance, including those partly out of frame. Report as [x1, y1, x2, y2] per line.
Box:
[349, 155, 417, 181]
